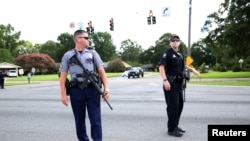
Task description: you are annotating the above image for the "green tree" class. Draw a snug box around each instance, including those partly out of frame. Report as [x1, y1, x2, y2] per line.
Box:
[139, 46, 155, 64]
[40, 40, 59, 61]
[56, 32, 74, 62]
[91, 32, 116, 62]
[33, 43, 42, 53]
[153, 33, 172, 66]
[0, 48, 13, 63]
[0, 24, 22, 57]
[201, 0, 250, 68]
[143, 33, 187, 67]
[120, 39, 143, 63]
[15, 41, 34, 56]
[191, 40, 215, 68]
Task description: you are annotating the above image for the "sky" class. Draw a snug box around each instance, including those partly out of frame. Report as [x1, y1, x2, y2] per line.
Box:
[0, 0, 224, 50]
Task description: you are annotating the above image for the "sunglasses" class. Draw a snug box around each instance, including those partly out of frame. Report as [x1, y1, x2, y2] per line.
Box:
[78, 36, 89, 40]
[171, 39, 180, 42]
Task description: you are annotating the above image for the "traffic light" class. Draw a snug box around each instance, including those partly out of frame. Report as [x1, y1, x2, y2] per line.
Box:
[86, 27, 90, 33]
[147, 17, 151, 25]
[109, 18, 114, 31]
[86, 27, 94, 34]
[152, 16, 156, 24]
[147, 10, 156, 25]
[91, 27, 94, 33]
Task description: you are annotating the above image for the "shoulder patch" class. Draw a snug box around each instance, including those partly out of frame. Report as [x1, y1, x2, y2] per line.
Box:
[163, 53, 167, 58]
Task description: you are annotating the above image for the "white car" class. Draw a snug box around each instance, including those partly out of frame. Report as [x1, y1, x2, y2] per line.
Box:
[7, 70, 18, 77]
[121, 70, 129, 77]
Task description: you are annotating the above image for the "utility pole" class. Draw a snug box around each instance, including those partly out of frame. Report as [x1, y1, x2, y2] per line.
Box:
[188, 0, 192, 56]
[186, 0, 192, 80]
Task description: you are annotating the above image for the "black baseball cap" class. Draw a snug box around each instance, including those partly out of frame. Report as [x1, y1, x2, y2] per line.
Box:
[170, 34, 180, 41]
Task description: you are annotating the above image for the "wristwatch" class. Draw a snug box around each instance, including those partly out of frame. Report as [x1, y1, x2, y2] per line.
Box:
[163, 78, 168, 82]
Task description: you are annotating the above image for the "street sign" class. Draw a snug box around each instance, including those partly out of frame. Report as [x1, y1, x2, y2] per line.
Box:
[31, 67, 35, 73]
[162, 7, 170, 17]
[69, 22, 75, 28]
[77, 22, 84, 30]
[186, 56, 193, 65]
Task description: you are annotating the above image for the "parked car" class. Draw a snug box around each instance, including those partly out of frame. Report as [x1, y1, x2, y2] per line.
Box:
[128, 67, 144, 78]
[7, 70, 18, 77]
[121, 70, 129, 77]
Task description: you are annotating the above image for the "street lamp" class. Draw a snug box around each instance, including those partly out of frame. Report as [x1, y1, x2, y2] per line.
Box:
[238, 59, 244, 69]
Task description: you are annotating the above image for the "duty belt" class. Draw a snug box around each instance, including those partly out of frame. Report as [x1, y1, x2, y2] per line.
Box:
[70, 80, 94, 89]
[167, 75, 183, 83]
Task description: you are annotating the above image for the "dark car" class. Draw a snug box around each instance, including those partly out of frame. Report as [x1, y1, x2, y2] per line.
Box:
[128, 67, 144, 79]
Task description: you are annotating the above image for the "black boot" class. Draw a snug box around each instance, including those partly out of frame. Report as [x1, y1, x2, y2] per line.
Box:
[168, 129, 183, 137]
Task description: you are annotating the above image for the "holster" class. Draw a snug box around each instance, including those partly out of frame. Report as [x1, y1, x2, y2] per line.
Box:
[65, 78, 71, 96]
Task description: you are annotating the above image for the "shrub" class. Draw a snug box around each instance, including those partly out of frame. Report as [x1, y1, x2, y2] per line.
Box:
[14, 53, 57, 74]
[213, 63, 221, 71]
[232, 65, 241, 72]
[106, 58, 126, 72]
[199, 63, 208, 73]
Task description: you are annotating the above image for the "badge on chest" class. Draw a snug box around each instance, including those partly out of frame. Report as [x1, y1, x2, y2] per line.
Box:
[86, 53, 93, 64]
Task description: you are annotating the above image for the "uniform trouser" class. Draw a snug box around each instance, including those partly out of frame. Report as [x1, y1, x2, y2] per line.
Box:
[0, 79, 4, 88]
[70, 87, 102, 141]
[163, 81, 184, 132]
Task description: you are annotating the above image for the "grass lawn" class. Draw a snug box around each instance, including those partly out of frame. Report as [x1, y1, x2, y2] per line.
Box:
[4, 73, 122, 86]
[188, 79, 250, 86]
[4, 71, 250, 86]
[194, 71, 250, 78]
[188, 71, 250, 86]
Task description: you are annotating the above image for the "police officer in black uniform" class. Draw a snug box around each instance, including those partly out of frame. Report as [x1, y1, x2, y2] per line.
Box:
[59, 30, 110, 141]
[0, 71, 5, 89]
[159, 34, 186, 137]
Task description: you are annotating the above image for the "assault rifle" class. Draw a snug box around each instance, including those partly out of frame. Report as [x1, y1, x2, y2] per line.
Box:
[71, 54, 113, 110]
[182, 70, 190, 102]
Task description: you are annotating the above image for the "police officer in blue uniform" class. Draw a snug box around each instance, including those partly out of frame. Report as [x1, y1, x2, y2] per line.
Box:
[159, 34, 186, 137]
[59, 30, 110, 141]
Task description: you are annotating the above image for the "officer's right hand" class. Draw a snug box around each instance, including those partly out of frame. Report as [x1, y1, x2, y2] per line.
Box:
[103, 90, 110, 100]
[164, 80, 171, 91]
[61, 92, 69, 106]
